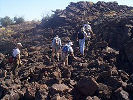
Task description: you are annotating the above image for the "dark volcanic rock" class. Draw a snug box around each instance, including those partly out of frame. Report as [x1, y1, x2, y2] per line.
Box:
[86, 96, 100, 100]
[0, 1, 133, 100]
[97, 83, 112, 99]
[50, 83, 70, 94]
[76, 77, 99, 96]
[112, 87, 129, 100]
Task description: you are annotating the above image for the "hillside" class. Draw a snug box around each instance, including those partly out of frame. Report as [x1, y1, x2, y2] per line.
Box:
[0, 1, 133, 100]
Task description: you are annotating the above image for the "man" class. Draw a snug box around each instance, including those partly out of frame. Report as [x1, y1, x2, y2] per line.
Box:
[78, 22, 94, 56]
[12, 43, 23, 76]
[62, 41, 76, 66]
[52, 35, 62, 62]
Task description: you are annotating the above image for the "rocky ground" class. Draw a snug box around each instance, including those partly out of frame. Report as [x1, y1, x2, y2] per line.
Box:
[0, 1, 133, 100]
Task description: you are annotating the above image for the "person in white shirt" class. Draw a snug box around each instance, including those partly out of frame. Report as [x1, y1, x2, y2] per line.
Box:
[52, 35, 62, 62]
[62, 41, 76, 66]
[12, 43, 23, 75]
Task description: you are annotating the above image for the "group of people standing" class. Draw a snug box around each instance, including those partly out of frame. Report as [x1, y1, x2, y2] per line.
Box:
[1, 21, 93, 76]
[51, 22, 94, 66]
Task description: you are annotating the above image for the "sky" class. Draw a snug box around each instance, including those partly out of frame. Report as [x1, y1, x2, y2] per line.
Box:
[0, 0, 133, 21]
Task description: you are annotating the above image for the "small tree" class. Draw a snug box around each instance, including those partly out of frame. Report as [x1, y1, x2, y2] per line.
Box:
[14, 17, 25, 24]
[0, 16, 13, 27]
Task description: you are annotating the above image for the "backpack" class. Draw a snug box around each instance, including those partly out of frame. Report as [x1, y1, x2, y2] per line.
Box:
[78, 32, 84, 39]
[62, 45, 69, 53]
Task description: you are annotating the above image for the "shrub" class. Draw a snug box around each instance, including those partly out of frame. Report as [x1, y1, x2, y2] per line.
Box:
[0, 16, 13, 27]
[41, 14, 53, 24]
[14, 16, 25, 24]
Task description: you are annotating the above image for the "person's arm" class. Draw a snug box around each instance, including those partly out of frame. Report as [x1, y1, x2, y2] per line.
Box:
[59, 39, 62, 47]
[82, 27, 88, 38]
[70, 52, 77, 60]
[16, 53, 20, 59]
[88, 25, 95, 37]
[89, 29, 94, 35]
[69, 47, 77, 60]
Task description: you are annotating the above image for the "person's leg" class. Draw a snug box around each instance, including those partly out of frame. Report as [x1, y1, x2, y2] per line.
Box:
[12, 63, 16, 75]
[52, 48, 55, 62]
[82, 38, 85, 55]
[62, 52, 66, 66]
[80, 39, 85, 55]
[12, 59, 19, 76]
[56, 52, 59, 61]
[15, 66, 19, 76]
[56, 47, 60, 61]
[65, 55, 68, 66]
[79, 39, 83, 55]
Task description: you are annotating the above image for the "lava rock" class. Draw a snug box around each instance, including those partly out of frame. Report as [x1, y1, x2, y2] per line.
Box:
[76, 77, 99, 96]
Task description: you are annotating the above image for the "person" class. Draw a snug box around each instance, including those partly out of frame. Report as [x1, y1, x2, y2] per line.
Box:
[78, 22, 94, 56]
[62, 41, 76, 66]
[12, 43, 23, 76]
[82, 22, 94, 37]
[52, 35, 62, 62]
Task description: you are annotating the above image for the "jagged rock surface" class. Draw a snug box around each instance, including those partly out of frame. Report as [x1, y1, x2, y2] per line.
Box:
[0, 1, 133, 100]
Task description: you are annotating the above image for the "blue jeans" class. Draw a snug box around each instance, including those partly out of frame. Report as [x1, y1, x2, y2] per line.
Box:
[79, 38, 85, 55]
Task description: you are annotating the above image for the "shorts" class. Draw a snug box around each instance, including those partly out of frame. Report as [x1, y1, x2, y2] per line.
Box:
[62, 52, 68, 61]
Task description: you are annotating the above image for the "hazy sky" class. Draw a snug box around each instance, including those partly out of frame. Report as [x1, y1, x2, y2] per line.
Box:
[0, 0, 133, 21]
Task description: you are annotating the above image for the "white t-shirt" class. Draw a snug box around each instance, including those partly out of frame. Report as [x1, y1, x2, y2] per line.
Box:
[66, 44, 73, 53]
[12, 48, 20, 57]
[69, 46, 73, 53]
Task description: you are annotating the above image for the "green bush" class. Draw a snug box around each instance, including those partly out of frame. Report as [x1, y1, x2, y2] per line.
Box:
[42, 14, 53, 23]
[0, 16, 13, 27]
[14, 17, 25, 24]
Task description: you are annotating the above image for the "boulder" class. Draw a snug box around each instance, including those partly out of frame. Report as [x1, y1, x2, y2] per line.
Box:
[124, 40, 133, 67]
[51, 94, 68, 100]
[50, 84, 70, 95]
[35, 89, 48, 100]
[97, 73, 122, 90]
[79, 63, 88, 68]
[61, 67, 71, 79]
[97, 83, 112, 99]
[76, 77, 99, 96]
[113, 87, 129, 100]
[118, 70, 129, 82]
[86, 96, 100, 100]
[125, 83, 133, 92]
[1, 90, 23, 100]
[0, 85, 8, 99]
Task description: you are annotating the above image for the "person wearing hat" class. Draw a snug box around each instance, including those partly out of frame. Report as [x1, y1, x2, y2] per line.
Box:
[78, 22, 94, 56]
[52, 35, 62, 62]
[82, 21, 94, 39]
[62, 41, 76, 66]
[12, 43, 23, 76]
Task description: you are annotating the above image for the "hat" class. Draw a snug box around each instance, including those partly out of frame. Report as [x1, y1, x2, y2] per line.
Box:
[17, 43, 23, 47]
[68, 42, 73, 46]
